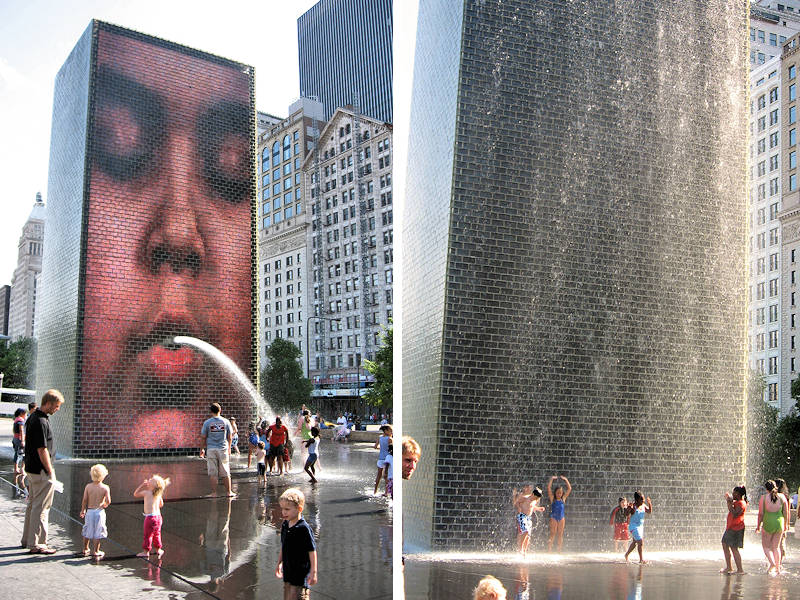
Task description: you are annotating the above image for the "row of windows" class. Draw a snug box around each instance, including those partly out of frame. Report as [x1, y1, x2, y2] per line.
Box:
[751, 28, 788, 46]
[265, 312, 302, 327]
[262, 204, 303, 229]
[264, 254, 302, 273]
[265, 327, 301, 342]
[753, 228, 780, 250]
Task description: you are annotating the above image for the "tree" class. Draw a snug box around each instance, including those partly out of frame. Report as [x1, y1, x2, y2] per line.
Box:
[0, 337, 37, 389]
[261, 338, 312, 412]
[757, 376, 800, 490]
[363, 322, 392, 410]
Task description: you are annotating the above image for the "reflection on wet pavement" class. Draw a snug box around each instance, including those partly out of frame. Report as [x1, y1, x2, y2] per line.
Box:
[2, 441, 392, 599]
[405, 549, 800, 600]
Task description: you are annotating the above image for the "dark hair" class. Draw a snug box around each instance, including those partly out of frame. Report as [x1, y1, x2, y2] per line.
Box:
[275, 416, 282, 425]
[13, 407, 26, 418]
[618, 497, 625, 503]
[209, 403, 221, 415]
[765, 480, 777, 500]
[28, 402, 37, 411]
[734, 485, 748, 503]
[302, 410, 310, 416]
[633, 491, 644, 504]
[775, 478, 788, 495]
[310, 426, 320, 437]
[532, 487, 543, 498]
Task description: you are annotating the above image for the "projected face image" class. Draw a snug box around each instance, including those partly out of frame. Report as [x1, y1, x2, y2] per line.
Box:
[80, 29, 254, 451]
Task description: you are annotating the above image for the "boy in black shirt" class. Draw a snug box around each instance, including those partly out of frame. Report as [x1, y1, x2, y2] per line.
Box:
[275, 488, 317, 599]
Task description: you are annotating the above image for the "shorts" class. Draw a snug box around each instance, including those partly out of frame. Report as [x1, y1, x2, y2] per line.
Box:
[629, 525, 643, 542]
[12, 438, 24, 467]
[82, 508, 108, 540]
[517, 513, 533, 534]
[722, 528, 745, 549]
[305, 454, 318, 468]
[613, 522, 630, 541]
[377, 458, 388, 469]
[231, 434, 239, 448]
[269, 444, 285, 459]
[257, 463, 266, 475]
[283, 582, 310, 600]
[206, 447, 230, 479]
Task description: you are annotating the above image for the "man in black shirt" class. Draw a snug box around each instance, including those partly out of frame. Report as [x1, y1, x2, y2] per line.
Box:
[20, 389, 64, 554]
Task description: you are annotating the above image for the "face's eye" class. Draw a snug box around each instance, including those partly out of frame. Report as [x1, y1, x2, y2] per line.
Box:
[199, 102, 253, 204]
[91, 66, 165, 181]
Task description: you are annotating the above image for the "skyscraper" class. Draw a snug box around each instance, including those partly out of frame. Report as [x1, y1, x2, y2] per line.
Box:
[297, 0, 392, 124]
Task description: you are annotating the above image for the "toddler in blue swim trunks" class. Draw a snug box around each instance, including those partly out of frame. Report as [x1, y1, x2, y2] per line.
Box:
[80, 464, 111, 559]
[624, 490, 653, 563]
[513, 485, 545, 556]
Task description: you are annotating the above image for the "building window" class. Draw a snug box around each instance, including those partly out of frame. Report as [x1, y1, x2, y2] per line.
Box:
[283, 134, 291, 160]
[791, 65, 797, 80]
[792, 174, 798, 191]
[768, 383, 778, 403]
[792, 129, 797, 146]
[791, 106, 797, 124]
[792, 151, 798, 169]
[792, 84, 797, 102]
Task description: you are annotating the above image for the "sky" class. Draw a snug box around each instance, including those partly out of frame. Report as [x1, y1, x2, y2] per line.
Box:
[0, 0, 336, 285]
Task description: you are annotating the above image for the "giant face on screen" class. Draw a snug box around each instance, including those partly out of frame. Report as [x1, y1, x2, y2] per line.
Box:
[80, 27, 255, 451]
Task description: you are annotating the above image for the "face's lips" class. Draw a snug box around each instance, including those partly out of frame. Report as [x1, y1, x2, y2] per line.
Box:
[128, 314, 207, 383]
[143, 344, 197, 383]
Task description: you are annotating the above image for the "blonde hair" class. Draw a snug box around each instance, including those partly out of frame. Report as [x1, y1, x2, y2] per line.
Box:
[90, 463, 108, 482]
[402, 435, 421, 458]
[151, 474, 171, 498]
[474, 575, 507, 600]
[279, 487, 305, 510]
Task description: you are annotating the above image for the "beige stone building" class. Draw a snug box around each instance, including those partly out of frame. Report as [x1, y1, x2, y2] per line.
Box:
[304, 107, 393, 399]
[8, 193, 45, 340]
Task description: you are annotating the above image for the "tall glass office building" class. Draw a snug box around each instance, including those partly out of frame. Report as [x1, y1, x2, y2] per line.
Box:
[297, 0, 392, 124]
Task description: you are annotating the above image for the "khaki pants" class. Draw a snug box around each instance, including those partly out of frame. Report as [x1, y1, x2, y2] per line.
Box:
[20, 471, 56, 549]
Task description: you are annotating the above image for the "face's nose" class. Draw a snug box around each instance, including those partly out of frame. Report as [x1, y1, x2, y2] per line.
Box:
[143, 132, 206, 276]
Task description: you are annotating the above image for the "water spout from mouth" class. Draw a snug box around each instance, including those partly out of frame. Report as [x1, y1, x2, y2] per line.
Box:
[172, 335, 272, 421]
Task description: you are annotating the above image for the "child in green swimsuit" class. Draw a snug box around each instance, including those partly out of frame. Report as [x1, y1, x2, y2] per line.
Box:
[756, 480, 790, 574]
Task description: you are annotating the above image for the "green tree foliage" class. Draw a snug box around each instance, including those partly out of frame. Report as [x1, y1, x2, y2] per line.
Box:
[758, 377, 800, 490]
[261, 337, 312, 412]
[363, 323, 392, 410]
[0, 337, 37, 389]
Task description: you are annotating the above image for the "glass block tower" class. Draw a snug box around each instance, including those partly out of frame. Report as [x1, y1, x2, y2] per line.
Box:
[403, 0, 749, 552]
[37, 21, 257, 457]
[298, 0, 392, 124]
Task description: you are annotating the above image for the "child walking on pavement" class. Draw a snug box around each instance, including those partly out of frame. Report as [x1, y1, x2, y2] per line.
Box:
[276, 488, 318, 599]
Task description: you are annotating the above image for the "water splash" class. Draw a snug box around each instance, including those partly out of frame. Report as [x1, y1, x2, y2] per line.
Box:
[172, 335, 273, 422]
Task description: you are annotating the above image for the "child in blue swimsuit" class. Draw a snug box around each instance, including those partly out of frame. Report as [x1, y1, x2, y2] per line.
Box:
[624, 490, 653, 563]
[546, 475, 572, 552]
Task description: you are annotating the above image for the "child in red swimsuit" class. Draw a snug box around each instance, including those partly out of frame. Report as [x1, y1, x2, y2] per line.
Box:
[610, 497, 630, 552]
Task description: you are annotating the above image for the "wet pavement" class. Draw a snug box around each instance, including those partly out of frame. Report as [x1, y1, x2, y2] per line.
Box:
[0, 440, 392, 599]
[404, 548, 800, 599]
